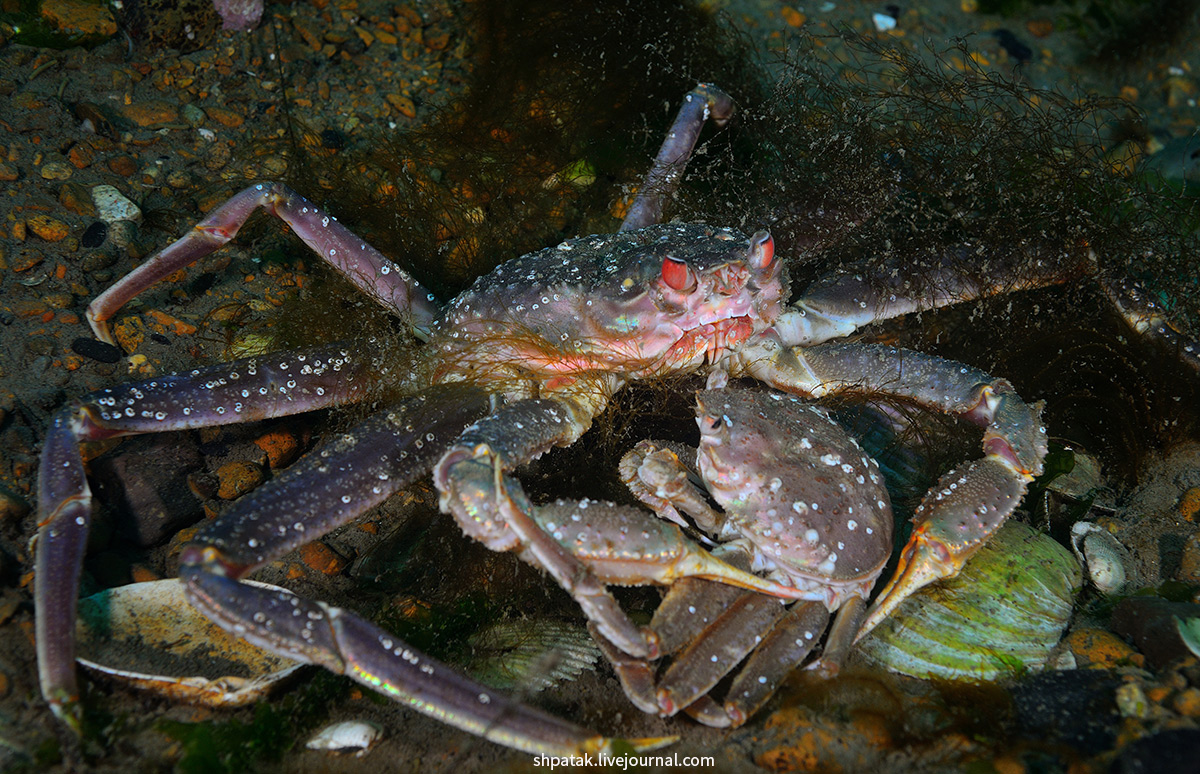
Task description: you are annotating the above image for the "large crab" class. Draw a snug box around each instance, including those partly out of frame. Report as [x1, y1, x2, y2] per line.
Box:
[37, 83, 1113, 756]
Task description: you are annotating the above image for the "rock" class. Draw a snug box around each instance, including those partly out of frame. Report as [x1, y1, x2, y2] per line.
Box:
[215, 460, 265, 500]
[1111, 596, 1200, 669]
[1114, 728, 1200, 774]
[1011, 670, 1122, 752]
[90, 433, 205, 547]
[91, 184, 142, 223]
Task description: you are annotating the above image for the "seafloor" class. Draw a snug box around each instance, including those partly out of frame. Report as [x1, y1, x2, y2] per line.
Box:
[1, 0, 1200, 772]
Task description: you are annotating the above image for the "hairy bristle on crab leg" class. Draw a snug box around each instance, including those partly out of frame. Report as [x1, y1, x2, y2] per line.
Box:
[85, 182, 441, 345]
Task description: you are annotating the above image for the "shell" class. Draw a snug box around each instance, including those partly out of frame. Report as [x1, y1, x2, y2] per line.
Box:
[857, 521, 1082, 681]
[465, 618, 600, 691]
[75, 579, 305, 706]
[305, 720, 383, 756]
[1070, 522, 1133, 595]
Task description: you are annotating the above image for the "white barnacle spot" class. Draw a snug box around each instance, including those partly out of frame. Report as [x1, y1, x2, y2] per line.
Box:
[847, 519, 858, 530]
[820, 453, 841, 466]
[341, 495, 352, 504]
[804, 528, 819, 544]
[841, 463, 854, 474]
[478, 693, 490, 704]
[792, 501, 806, 514]
[769, 477, 782, 492]
[758, 676, 768, 684]
[799, 437, 812, 449]
[710, 655, 719, 663]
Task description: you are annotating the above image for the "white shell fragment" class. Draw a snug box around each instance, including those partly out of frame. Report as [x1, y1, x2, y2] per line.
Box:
[1071, 522, 1133, 595]
[90, 184, 142, 224]
[75, 579, 305, 706]
[306, 720, 383, 757]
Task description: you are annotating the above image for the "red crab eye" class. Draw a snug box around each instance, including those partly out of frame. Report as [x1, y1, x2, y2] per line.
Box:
[750, 231, 774, 270]
[661, 256, 695, 292]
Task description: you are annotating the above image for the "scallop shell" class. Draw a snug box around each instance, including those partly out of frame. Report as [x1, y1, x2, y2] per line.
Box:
[857, 521, 1082, 681]
[75, 579, 305, 706]
[466, 618, 600, 691]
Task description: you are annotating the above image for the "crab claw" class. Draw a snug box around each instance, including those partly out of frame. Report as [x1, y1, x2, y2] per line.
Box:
[856, 454, 1029, 641]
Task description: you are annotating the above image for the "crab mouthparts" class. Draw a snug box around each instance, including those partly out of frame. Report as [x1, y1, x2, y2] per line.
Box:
[667, 317, 753, 367]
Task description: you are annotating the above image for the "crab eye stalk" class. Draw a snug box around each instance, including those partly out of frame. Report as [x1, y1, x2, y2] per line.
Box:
[660, 256, 696, 292]
[749, 231, 774, 270]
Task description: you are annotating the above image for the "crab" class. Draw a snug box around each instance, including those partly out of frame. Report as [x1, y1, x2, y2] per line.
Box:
[36, 84, 1063, 756]
[567, 386, 896, 728]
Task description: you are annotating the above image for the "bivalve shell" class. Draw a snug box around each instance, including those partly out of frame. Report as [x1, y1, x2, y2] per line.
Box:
[306, 720, 383, 757]
[1071, 522, 1134, 595]
[857, 521, 1082, 681]
[75, 579, 305, 706]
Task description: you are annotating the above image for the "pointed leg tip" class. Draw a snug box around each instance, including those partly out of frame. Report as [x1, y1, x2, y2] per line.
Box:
[627, 735, 680, 753]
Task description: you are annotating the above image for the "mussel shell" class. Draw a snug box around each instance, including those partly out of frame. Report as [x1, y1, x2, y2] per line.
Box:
[75, 579, 305, 706]
[857, 521, 1082, 681]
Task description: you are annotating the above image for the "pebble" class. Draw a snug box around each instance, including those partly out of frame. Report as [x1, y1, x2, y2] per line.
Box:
[254, 428, 302, 469]
[204, 106, 244, 128]
[1171, 686, 1200, 717]
[299, 541, 349, 575]
[39, 162, 73, 181]
[215, 460, 265, 500]
[25, 215, 70, 242]
[1062, 627, 1144, 668]
[91, 184, 142, 223]
[71, 336, 122, 363]
[116, 100, 180, 127]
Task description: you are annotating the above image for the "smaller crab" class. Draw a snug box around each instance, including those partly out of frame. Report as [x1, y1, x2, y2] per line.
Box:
[524, 387, 893, 728]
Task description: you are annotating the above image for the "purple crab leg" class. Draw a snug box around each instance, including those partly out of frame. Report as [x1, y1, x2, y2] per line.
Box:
[776, 243, 1080, 346]
[620, 84, 734, 232]
[174, 385, 674, 755]
[35, 341, 382, 728]
[434, 392, 665, 659]
[87, 182, 440, 344]
[734, 340, 1047, 639]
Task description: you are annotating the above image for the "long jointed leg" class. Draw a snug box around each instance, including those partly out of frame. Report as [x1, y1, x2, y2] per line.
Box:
[87, 182, 439, 344]
[35, 340, 382, 728]
[776, 242, 1083, 346]
[435, 395, 664, 659]
[738, 339, 1047, 638]
[178, 385, 672, 755]
[620, 84, 734, 232]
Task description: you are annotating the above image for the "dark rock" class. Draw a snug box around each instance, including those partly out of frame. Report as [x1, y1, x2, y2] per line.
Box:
[1011, 669, 1122, 752]
[1114, 728, 1200, 774]
[71, 337, 122, 364]
[81, 220, 108, 248]
[90, 433, 205, 547]
[1111, 596, 1200, 668]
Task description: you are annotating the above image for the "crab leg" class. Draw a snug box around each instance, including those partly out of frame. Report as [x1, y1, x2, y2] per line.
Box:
[87, 182, 440, 344]
[620, 84, 734, 232]
[776, 243, 1082, 346]
[734, 339, 1047, 638]
[175, 386, 671, 756]
[35, 341, 381, 728]
[434, 393, 660, 659]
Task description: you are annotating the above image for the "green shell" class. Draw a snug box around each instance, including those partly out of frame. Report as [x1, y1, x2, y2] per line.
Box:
[857, 521, 1082, 681]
